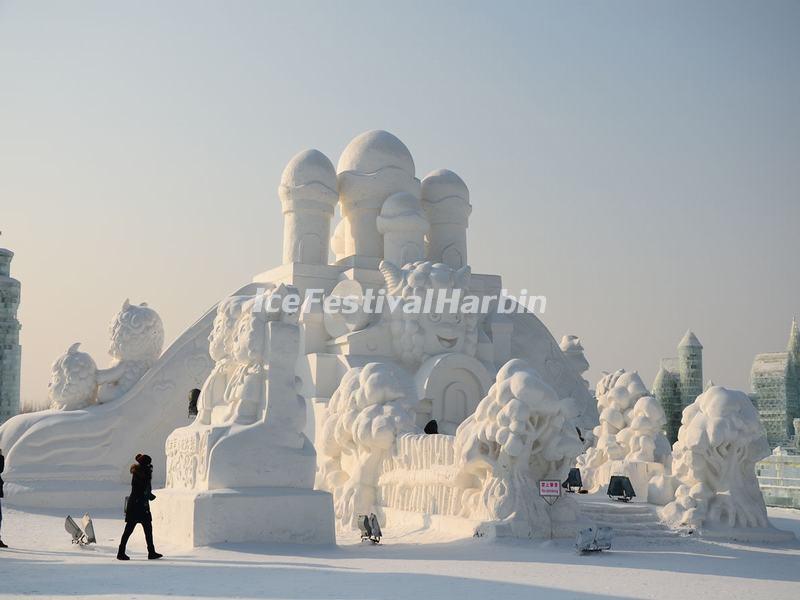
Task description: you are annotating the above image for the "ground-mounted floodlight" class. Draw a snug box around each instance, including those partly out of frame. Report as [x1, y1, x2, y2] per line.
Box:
[607, 475, 636, 502]
[358, 513, 382, 544]
[65, 514, 95, 546]
[563, 468, 583, 493]
[576, 526, 613, 554]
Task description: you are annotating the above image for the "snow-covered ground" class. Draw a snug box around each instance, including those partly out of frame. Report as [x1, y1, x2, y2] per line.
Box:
[1, 505, 798, 600]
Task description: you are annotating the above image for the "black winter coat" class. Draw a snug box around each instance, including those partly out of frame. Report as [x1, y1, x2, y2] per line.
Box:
[0, 453, 4, 498]
[125, 464, 155, 523]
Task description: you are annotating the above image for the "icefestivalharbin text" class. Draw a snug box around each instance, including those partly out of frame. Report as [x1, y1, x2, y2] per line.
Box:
[252, 285, 548, 315]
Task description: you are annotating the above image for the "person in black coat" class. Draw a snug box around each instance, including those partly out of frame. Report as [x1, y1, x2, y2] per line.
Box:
[0, 448, 6, 548]
[117, 453, 162, 560]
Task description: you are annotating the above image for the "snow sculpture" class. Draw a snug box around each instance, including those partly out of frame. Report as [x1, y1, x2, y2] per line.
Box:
[47, 300, 164, 410]
[2, 129, 596, 520]
[48, 344, 97, 410]
[421, 169, 471, 269]
[379, 260, 478, 368]
[279, 149, 338, 265]
[337, 130, 418, 262]
[153, 285, 334, 546]
[318, 362, 418, 527]
[659, 386, 773, 533]
[559, 335, 590, 391]
[576, 369, 670, 500]
[376, 192, 429, 267]
[454, 359, 583, 537]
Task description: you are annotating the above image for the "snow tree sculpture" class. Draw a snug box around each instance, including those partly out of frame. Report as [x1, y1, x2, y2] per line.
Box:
[660, 386, 770, 531]
[48, 300, 164, 410]
[318, 362, 419, 527]
[453, 359, 583, 537]
[575, 369, 670, 493]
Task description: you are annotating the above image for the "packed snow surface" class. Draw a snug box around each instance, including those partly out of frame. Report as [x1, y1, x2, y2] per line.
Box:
[1, 505, 799, 599]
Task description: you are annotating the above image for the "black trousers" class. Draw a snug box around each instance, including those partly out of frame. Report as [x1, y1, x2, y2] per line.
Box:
[119, 520, 155, 553]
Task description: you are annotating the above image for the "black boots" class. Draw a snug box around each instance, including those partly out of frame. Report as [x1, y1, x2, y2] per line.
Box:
[117, 547, 130, 560]
[0, 539, 8, 548]
[148, 551, 163, 560]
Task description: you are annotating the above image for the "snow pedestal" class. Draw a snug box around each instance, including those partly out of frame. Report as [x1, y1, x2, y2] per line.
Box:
[152, 288, 335, 547]
[152, 487, 334, 547]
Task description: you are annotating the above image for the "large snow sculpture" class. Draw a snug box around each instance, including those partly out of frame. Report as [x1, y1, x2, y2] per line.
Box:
[318, 362, 418, 527]
[152, 285, 334, 546]
[454, 359, 583, 537]
[658, 386, 776, 536]
[575, 369, 670, 500]
[47, 300, 164, 410]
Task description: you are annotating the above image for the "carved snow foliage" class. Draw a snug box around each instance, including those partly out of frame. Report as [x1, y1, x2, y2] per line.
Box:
[661, 386, 770, 530]
[318, 362, 419, 527]
[576, 369, 670, 492]
[453, 359, 583, 536]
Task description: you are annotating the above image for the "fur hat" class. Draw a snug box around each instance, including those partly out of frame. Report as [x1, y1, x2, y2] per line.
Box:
[135, 453, 152, 466]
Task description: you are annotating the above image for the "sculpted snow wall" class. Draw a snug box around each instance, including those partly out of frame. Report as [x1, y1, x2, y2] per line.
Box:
[0, 284, 261, 508]
[576, 369, 671, 500]
[320, 356, 583, 538]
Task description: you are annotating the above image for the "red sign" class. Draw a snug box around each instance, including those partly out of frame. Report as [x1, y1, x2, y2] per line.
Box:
[539, 480, 561, 497]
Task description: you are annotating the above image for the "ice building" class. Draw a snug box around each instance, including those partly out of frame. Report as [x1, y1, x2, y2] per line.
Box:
[0, 246, 21, 425]
[751, 319, 800, 448]
[652, 330, 703, 444]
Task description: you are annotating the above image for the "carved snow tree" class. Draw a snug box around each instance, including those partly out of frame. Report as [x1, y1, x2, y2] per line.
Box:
[318, 362, 419, 527]
[661, 386, 770, 530]
[453, 359, 583, 537]
[576, 369, 670, 492]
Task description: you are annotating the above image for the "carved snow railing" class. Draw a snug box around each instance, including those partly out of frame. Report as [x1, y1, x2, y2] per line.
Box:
[376, 433, 462, 517]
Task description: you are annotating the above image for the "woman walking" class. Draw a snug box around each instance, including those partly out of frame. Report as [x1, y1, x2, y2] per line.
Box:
[117, 453, 162, 560]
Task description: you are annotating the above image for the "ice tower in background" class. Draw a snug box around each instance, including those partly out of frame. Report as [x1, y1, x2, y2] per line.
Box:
[751, 319, 800, 448]
[0, 246, 21, 425]
[652, 330, 703, 444]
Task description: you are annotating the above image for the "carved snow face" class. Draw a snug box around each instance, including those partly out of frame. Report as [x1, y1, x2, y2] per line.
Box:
[381, 260, 478, 366]
[421, 309, 466, 356]
[109, 300, 164, 362]
[208, 297, 247, 362]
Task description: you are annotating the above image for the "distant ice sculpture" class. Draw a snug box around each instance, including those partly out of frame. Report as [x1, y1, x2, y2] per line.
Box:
[48, 300, 164, 410]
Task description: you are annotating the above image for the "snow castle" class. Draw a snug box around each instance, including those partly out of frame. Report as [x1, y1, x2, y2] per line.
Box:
[0, 130, 595, 542]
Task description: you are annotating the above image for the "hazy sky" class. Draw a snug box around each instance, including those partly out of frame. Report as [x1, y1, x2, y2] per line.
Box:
[1, 1, 798, 409]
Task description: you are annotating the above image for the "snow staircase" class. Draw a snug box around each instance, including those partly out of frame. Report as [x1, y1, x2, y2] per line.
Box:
[578, 498, 682, 538]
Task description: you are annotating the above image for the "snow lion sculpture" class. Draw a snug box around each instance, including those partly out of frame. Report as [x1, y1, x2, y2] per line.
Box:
[454, 359, 583, 537]
[379, 260, 478, 368]
[48, 299, 164, 410]
[660, 386, 771, 532]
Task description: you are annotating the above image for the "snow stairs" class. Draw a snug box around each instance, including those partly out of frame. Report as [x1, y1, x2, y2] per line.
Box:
[578, 499, 682, 538]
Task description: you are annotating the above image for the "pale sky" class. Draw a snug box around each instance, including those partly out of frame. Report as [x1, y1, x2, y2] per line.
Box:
[1, 1, 798, 409]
